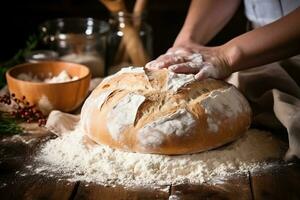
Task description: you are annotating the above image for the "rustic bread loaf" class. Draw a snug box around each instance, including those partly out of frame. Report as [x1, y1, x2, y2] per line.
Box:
[80, 67, 252, 155]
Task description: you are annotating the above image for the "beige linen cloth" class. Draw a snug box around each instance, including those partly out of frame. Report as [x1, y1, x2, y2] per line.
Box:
[226, 55, 300, 160]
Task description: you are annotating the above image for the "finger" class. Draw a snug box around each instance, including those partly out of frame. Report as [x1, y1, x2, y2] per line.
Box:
[169, 62, 202, 74]
[194, 63, 218, 80]
[167, 48, 191, 56]
[167, 46, 192, 53]
[194, 68, 210, 81]
[156, 54, 186, 63]
[145, 54, 186, 70]
[145, 60, 165, 70]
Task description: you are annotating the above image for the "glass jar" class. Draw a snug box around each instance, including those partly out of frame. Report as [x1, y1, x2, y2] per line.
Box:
[25, 50, 59, 63]
[107, 12, 153, 74]
[39, 18, 109, 77]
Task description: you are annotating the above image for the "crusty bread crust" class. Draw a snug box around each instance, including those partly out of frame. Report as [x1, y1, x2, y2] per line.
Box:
[81, 68, 252, 155]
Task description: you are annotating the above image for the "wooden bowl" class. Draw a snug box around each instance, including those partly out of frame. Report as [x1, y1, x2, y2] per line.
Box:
[6, 61, 91, 114]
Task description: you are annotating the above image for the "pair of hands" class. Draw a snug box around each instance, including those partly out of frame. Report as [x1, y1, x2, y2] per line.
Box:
[145, 42, 232, 80]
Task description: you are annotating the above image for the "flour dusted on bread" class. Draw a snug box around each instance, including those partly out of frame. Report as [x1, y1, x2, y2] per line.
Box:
[80, 89, 114, 132]
[200, 87, 251, 133]
[80, 67, 252, 154]
[166, 71, 195, 92]
[118, 66, 145, 74]
[138, 109, 196, 148]
[102, 67, 146, 83]
[107, 93, 145, 141]
[96, 90, 114, 110]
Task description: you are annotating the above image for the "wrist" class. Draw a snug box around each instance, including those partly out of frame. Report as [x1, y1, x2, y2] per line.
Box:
[221, 43, 243, 72]
[173, 27, 206, 48]
[173, 36, 198, 48]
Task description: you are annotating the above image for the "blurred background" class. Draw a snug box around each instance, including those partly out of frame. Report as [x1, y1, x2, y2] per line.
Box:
[0, 0, 247, 64]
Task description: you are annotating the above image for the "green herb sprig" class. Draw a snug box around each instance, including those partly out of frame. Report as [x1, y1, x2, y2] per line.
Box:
[0, 112, 23, 135]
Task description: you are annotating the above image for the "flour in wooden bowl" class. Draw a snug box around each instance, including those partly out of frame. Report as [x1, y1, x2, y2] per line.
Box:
[33, 128, 285, 187]
[17, 70, 78, 83]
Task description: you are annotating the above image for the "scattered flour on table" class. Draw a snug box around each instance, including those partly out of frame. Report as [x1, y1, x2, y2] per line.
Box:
[33, 128, 284, 187]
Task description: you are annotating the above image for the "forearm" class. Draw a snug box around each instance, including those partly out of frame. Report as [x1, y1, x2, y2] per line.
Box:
[224, 7, 300, 71]
[174, 0, 241, 46]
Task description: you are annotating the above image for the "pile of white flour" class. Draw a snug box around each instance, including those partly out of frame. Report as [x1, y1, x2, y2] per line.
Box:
[33, 128, 284, 187]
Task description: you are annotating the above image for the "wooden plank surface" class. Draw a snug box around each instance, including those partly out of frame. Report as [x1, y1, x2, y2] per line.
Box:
[0, 174, 77, 200]
[250, 163, 300, 200]
[170, 174, 253, 200]
[0, 133, 76, 200]
[1, 132, 300, 200]
[73, 182, 170, 200]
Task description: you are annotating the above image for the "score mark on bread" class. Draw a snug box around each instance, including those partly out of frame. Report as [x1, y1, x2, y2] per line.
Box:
[80, 67, 252, 155]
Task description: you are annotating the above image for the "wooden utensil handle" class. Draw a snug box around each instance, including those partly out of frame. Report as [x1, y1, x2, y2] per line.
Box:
[100, 0, 126, 12]
[121, 25, 149, 65]
[114, 0, 149, 65]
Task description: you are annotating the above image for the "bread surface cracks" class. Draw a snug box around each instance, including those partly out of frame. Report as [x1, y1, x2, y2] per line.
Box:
[81, 68, 251, 154]
[95, 70, 225, 134]
[96, 73, 152, 131]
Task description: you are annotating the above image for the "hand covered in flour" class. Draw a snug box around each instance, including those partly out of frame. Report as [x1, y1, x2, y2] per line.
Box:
[145, 44, 232, 80]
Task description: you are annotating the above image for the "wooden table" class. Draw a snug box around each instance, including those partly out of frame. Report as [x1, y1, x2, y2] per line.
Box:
[0, 131, 300, 200]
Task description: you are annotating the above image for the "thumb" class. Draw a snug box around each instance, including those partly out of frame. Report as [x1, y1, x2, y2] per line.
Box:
[194, 63, 217, 80]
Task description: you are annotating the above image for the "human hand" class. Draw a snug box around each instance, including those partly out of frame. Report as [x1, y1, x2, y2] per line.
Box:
[145, 44, 232, 80]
